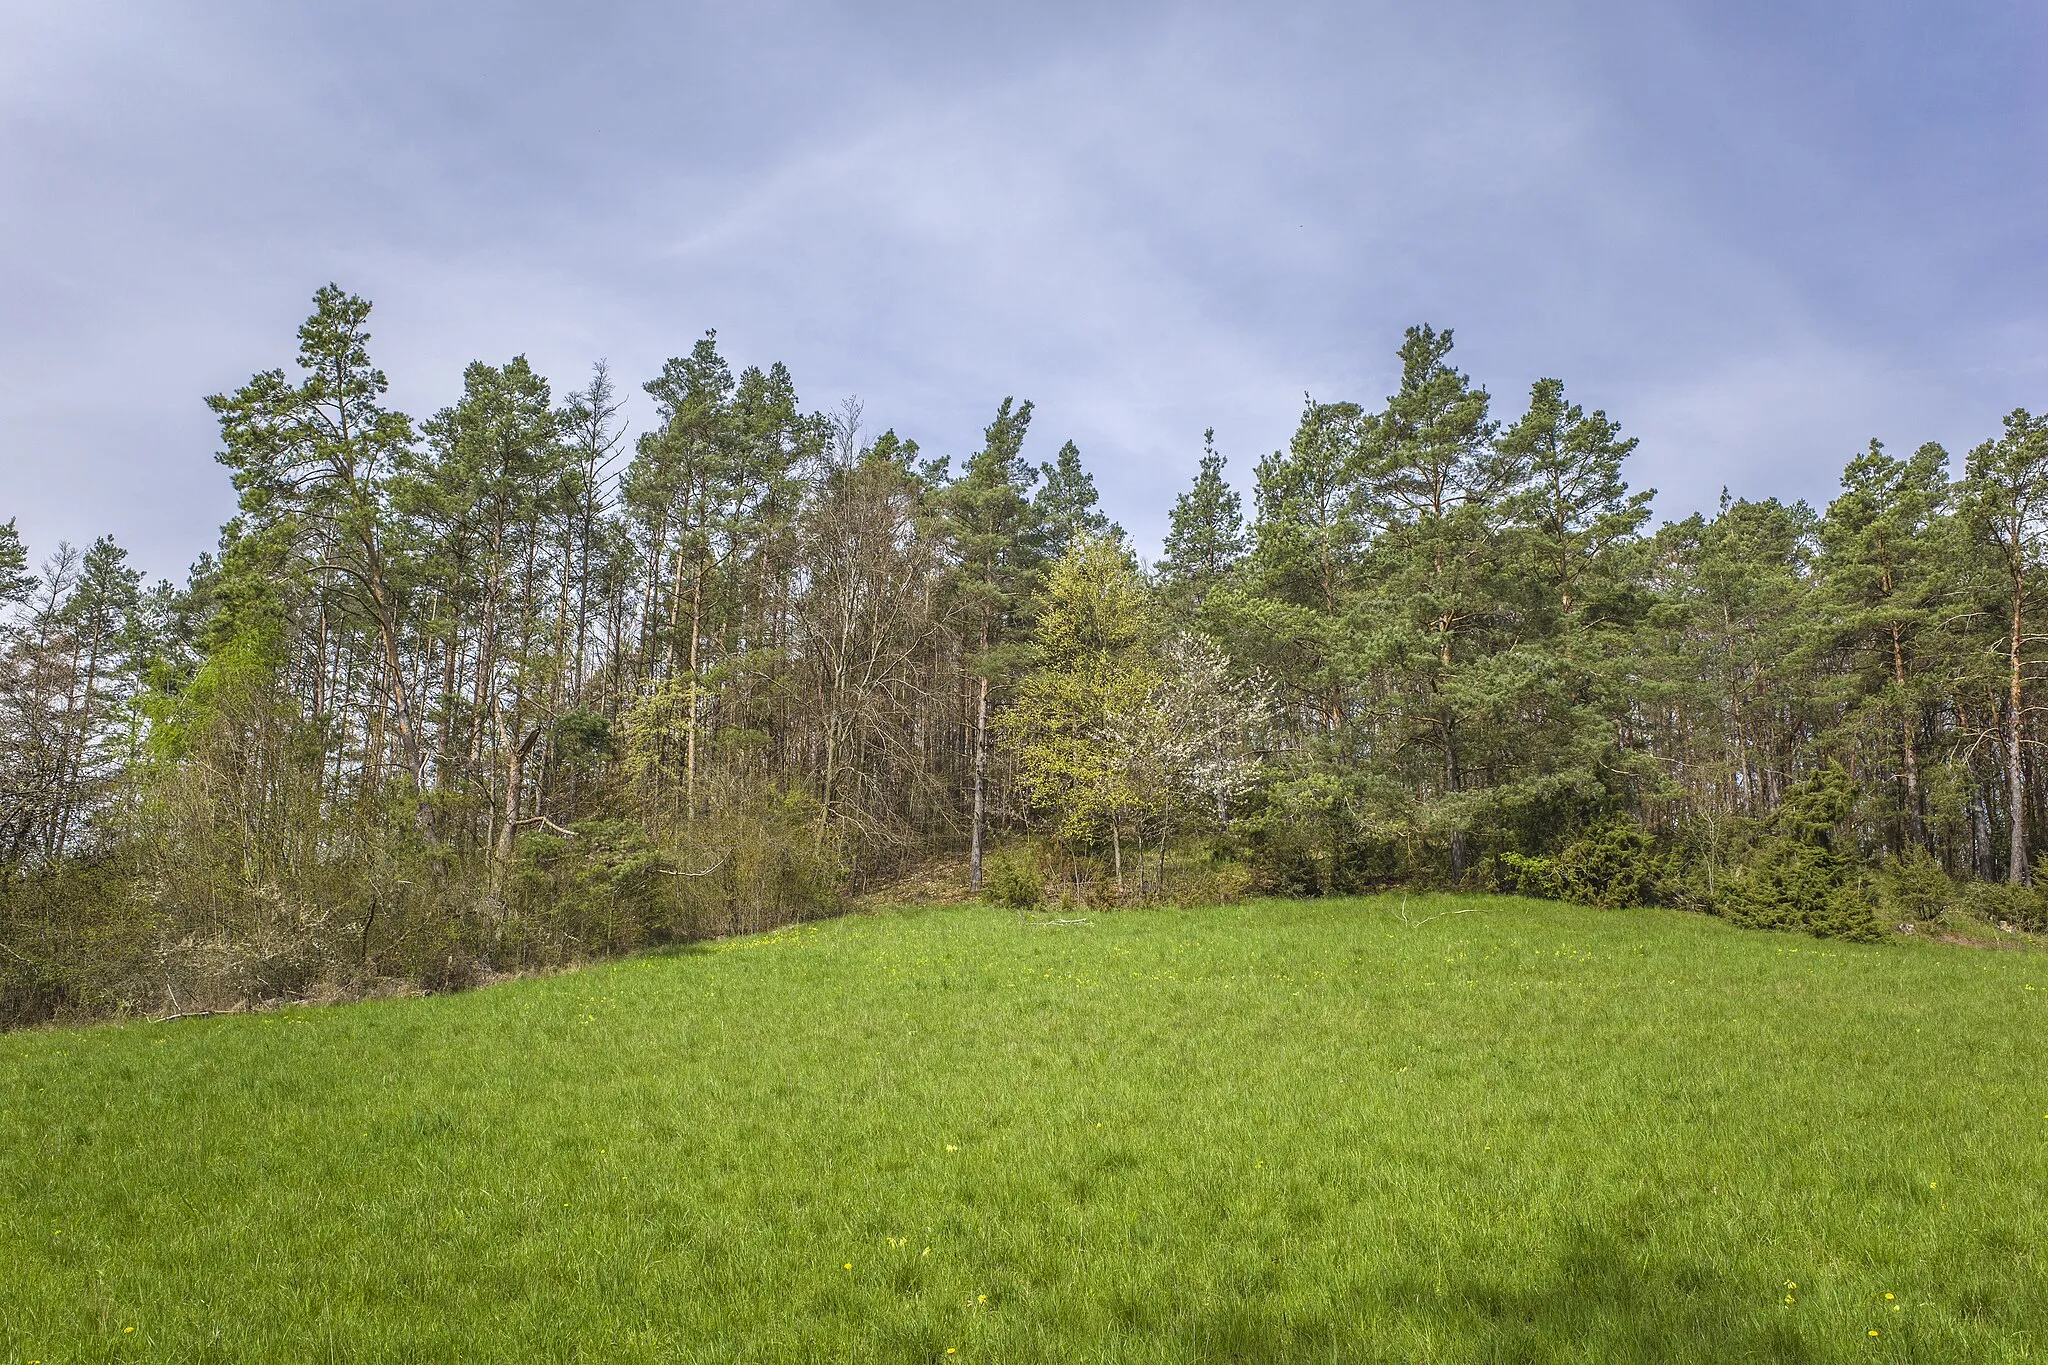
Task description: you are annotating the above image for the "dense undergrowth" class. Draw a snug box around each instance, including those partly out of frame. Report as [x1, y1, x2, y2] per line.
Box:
[10, 789, 2048, 1030]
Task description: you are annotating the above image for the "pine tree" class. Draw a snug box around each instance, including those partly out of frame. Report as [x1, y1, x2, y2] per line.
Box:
[1159, 430, 1244, 609]
[207, 285, 424, 784]
[1362, 326, 1501, 876]
[940, 397, 1045, 888]
[0, 520, 33, 611]
[1963, 409, 2048, 884]
[1498, 377, 1650, 644]
[1034, 439, 1112, 557]
[1817, 440, 1951, 851]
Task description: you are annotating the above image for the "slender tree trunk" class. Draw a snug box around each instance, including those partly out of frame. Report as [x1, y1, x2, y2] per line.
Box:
[1445, 719, 1467, 880]
[637, 518, 667, 670]
[361, 537, 423, 788]
[685, 555, 703, 826]
[1890, 621, 1923, 850]
[969, 674, 990, 889]
[2010, 574, 2030, 884]
[493, 722, 543, 894]
[53, 622, 104, 859]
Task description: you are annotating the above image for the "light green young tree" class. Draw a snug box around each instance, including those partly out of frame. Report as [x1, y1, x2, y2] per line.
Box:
[1001, 532, 1158, 889]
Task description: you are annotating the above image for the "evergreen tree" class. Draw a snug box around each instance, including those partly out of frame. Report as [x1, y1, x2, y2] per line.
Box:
[1361, 326, 1501, 876]
[207, 285, 424, 783]
[1034, 439, 1111, 556]
[1159, 430, 1244, 609]
[940, 397, 1045, 888]
[0, 520, 33, 611]
[1498, 377, 1650, 644]
[1963, 409, 2048, 884]
[1816, 440, 1951, 851]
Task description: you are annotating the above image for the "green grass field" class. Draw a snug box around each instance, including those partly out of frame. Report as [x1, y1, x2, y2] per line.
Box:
[4, 895, 2046, 1363]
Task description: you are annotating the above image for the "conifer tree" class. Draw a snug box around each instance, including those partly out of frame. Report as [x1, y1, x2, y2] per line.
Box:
[1034, 439, 1111, 556]
[0, 520, 33, 611]
[1362, 326, 1500, 876]
[1964, 409, 2048, 884]
[940, 398, 1045, 888]
[1160, 430, 1244, 610]
[1498, 377, 1650, 644]
[207, 285, 424, 785]
[1817, 440, 1951, 850]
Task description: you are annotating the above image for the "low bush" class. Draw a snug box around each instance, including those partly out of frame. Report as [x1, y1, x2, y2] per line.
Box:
[983, 849, 1044, 911]
[1953, 879, 2048, 933]
[1499, 817, 1662, 909]
[1714, 766, 1884, 943]
[1872, 849, 1957, 926]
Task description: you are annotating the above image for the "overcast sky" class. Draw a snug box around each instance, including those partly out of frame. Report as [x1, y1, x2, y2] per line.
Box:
[4, 0, 2045, 579]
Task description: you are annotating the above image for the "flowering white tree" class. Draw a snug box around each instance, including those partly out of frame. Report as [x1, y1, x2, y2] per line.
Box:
[1109, 631, 1272, 844]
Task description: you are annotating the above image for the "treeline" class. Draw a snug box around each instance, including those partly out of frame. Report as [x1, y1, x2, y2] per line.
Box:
[4, 288, 2047, 1022]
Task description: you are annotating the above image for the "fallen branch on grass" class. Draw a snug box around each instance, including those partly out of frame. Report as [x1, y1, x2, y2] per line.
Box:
[1395, 897, 1489, 929]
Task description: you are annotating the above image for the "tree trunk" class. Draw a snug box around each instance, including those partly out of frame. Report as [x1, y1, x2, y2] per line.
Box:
[969, 674, 990, 889]
[685, 557, 703, 826]
[2010, 575, 2030, 885]
[1890, 621, 1923, 851]
[1446, 720, 1467, 880]
[493, 722, 544, 894]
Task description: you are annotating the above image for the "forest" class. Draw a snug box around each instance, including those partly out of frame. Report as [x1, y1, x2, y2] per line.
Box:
[5, 285, 2047, 1024]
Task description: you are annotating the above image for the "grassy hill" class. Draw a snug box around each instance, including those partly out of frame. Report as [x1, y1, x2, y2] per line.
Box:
[4, 896, 2045, 1362]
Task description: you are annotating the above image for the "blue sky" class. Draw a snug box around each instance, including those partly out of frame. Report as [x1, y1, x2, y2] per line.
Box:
[3, 0, 2045, 578]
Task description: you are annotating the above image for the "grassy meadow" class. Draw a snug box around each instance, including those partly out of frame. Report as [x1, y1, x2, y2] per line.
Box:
[3, 895, 2046, 1362]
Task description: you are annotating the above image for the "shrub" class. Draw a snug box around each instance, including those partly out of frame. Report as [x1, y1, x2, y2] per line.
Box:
[511, 818, 687, 960]
[1715, 766, 1883, 942]
[1954, 880, 2048, 933]
[1500, 818, 1660, 909]
[1873, 850, 1956, 926]
[1169, 858, 1255, 906]
[984, 849, 1045, 911]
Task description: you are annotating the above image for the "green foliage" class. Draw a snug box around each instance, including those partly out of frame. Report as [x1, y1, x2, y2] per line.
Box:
[0, 517, 34, 608]
[1002, 534, 1161, 857]
[1952, 879, 2048, 933]
[1033, 439, 1112, 556]
[1159, 430, 1244, 609]
[1499, 818, 1660, 909]
[1715, 766, 1885, 942]
[1872, 849, 1956, 926]
[510, 819, 689, 955]
[981, 848, 1044, 911]
[0, 857, 154, 1026]
[34, 293, 2048, 1027]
